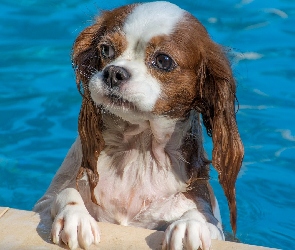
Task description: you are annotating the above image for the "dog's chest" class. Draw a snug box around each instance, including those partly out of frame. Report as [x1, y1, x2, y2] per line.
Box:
[80, 117, 194, 228]
[94, 145, 188, 226]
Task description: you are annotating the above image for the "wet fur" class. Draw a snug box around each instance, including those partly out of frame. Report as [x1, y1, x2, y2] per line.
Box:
[73, 4, 244, 233]
[34, 2, 244, 249]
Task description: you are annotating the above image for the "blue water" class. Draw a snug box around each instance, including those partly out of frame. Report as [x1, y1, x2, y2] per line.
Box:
[0, 0, 294, 249]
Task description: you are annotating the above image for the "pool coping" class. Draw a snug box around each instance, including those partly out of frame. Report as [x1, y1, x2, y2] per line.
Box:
[0, 207, 277, 250]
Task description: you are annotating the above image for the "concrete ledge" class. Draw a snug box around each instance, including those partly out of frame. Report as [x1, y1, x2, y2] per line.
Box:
[0, 207, 275, 250]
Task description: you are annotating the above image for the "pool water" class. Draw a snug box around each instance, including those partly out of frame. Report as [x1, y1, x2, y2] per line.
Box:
[0, 0, 294, 249]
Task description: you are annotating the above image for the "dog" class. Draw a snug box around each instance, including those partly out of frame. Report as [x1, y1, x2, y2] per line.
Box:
[34, 2, 244, 249]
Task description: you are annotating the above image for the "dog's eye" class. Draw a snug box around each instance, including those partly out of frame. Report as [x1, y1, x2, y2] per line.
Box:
[155, 53, 175, 71]
[101, 44, 115, 59]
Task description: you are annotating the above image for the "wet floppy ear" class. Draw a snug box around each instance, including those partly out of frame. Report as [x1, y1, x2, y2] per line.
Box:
[72, 17, 105, 84]
[72, 19, 105, 205]
[196, 43, 244, 235]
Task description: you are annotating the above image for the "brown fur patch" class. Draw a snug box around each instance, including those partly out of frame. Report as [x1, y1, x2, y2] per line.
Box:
[148, 15, 207, 118]
[73, 4, 137, 82]
[67, 201, 78, 206]
[98, 31, 128, 68]
[57, 218, 64, 227]
[148, 13, 244, 234]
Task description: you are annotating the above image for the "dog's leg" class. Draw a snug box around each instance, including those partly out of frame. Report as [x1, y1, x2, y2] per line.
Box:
[34, 137, 100, 249]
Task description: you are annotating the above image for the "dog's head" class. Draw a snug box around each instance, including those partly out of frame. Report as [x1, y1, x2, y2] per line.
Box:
[72, 1, 244, 234]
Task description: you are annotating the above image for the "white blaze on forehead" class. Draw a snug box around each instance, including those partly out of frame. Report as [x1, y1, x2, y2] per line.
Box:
[90, 2, 186, 118]
[123, 1, 185, 43]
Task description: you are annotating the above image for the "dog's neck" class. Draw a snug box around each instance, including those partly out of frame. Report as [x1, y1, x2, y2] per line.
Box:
[100, 110, 192, 181]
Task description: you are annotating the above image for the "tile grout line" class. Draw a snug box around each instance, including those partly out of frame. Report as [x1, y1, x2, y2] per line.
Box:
[0, 207, 9, 219]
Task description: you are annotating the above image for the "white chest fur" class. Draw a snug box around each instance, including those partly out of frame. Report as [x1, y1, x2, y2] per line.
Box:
[79, 113, 197, 229]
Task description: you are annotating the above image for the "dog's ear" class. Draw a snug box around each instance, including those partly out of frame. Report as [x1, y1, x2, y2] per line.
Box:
[72, 18, 105, 85]
[195, 41, 244, 234]
[72, 19, 105, 205]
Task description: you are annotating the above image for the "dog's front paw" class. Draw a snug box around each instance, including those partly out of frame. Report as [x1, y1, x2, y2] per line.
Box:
[162, 219, 212, 250]
[51, 205, 100, 249]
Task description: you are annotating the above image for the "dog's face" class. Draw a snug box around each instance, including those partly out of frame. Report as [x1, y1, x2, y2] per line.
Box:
[74, 2, 217, 122]
[73, 1, 244, 234]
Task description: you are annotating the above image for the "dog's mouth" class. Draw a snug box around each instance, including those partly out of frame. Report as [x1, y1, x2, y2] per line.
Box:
[105, 93, 136, 110]
[107, 93, 122, 101]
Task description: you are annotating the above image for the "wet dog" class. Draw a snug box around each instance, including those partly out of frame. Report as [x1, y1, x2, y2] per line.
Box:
[34, 2, 244, 249]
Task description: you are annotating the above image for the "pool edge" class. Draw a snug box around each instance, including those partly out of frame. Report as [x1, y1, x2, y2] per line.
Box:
[0, 207, 277, 250]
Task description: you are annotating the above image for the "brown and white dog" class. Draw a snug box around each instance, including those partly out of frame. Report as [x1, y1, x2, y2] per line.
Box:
[34, 2, 244, 249]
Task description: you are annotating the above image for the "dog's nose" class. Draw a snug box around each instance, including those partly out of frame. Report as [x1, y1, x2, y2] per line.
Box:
[103, 65, 130, 88]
